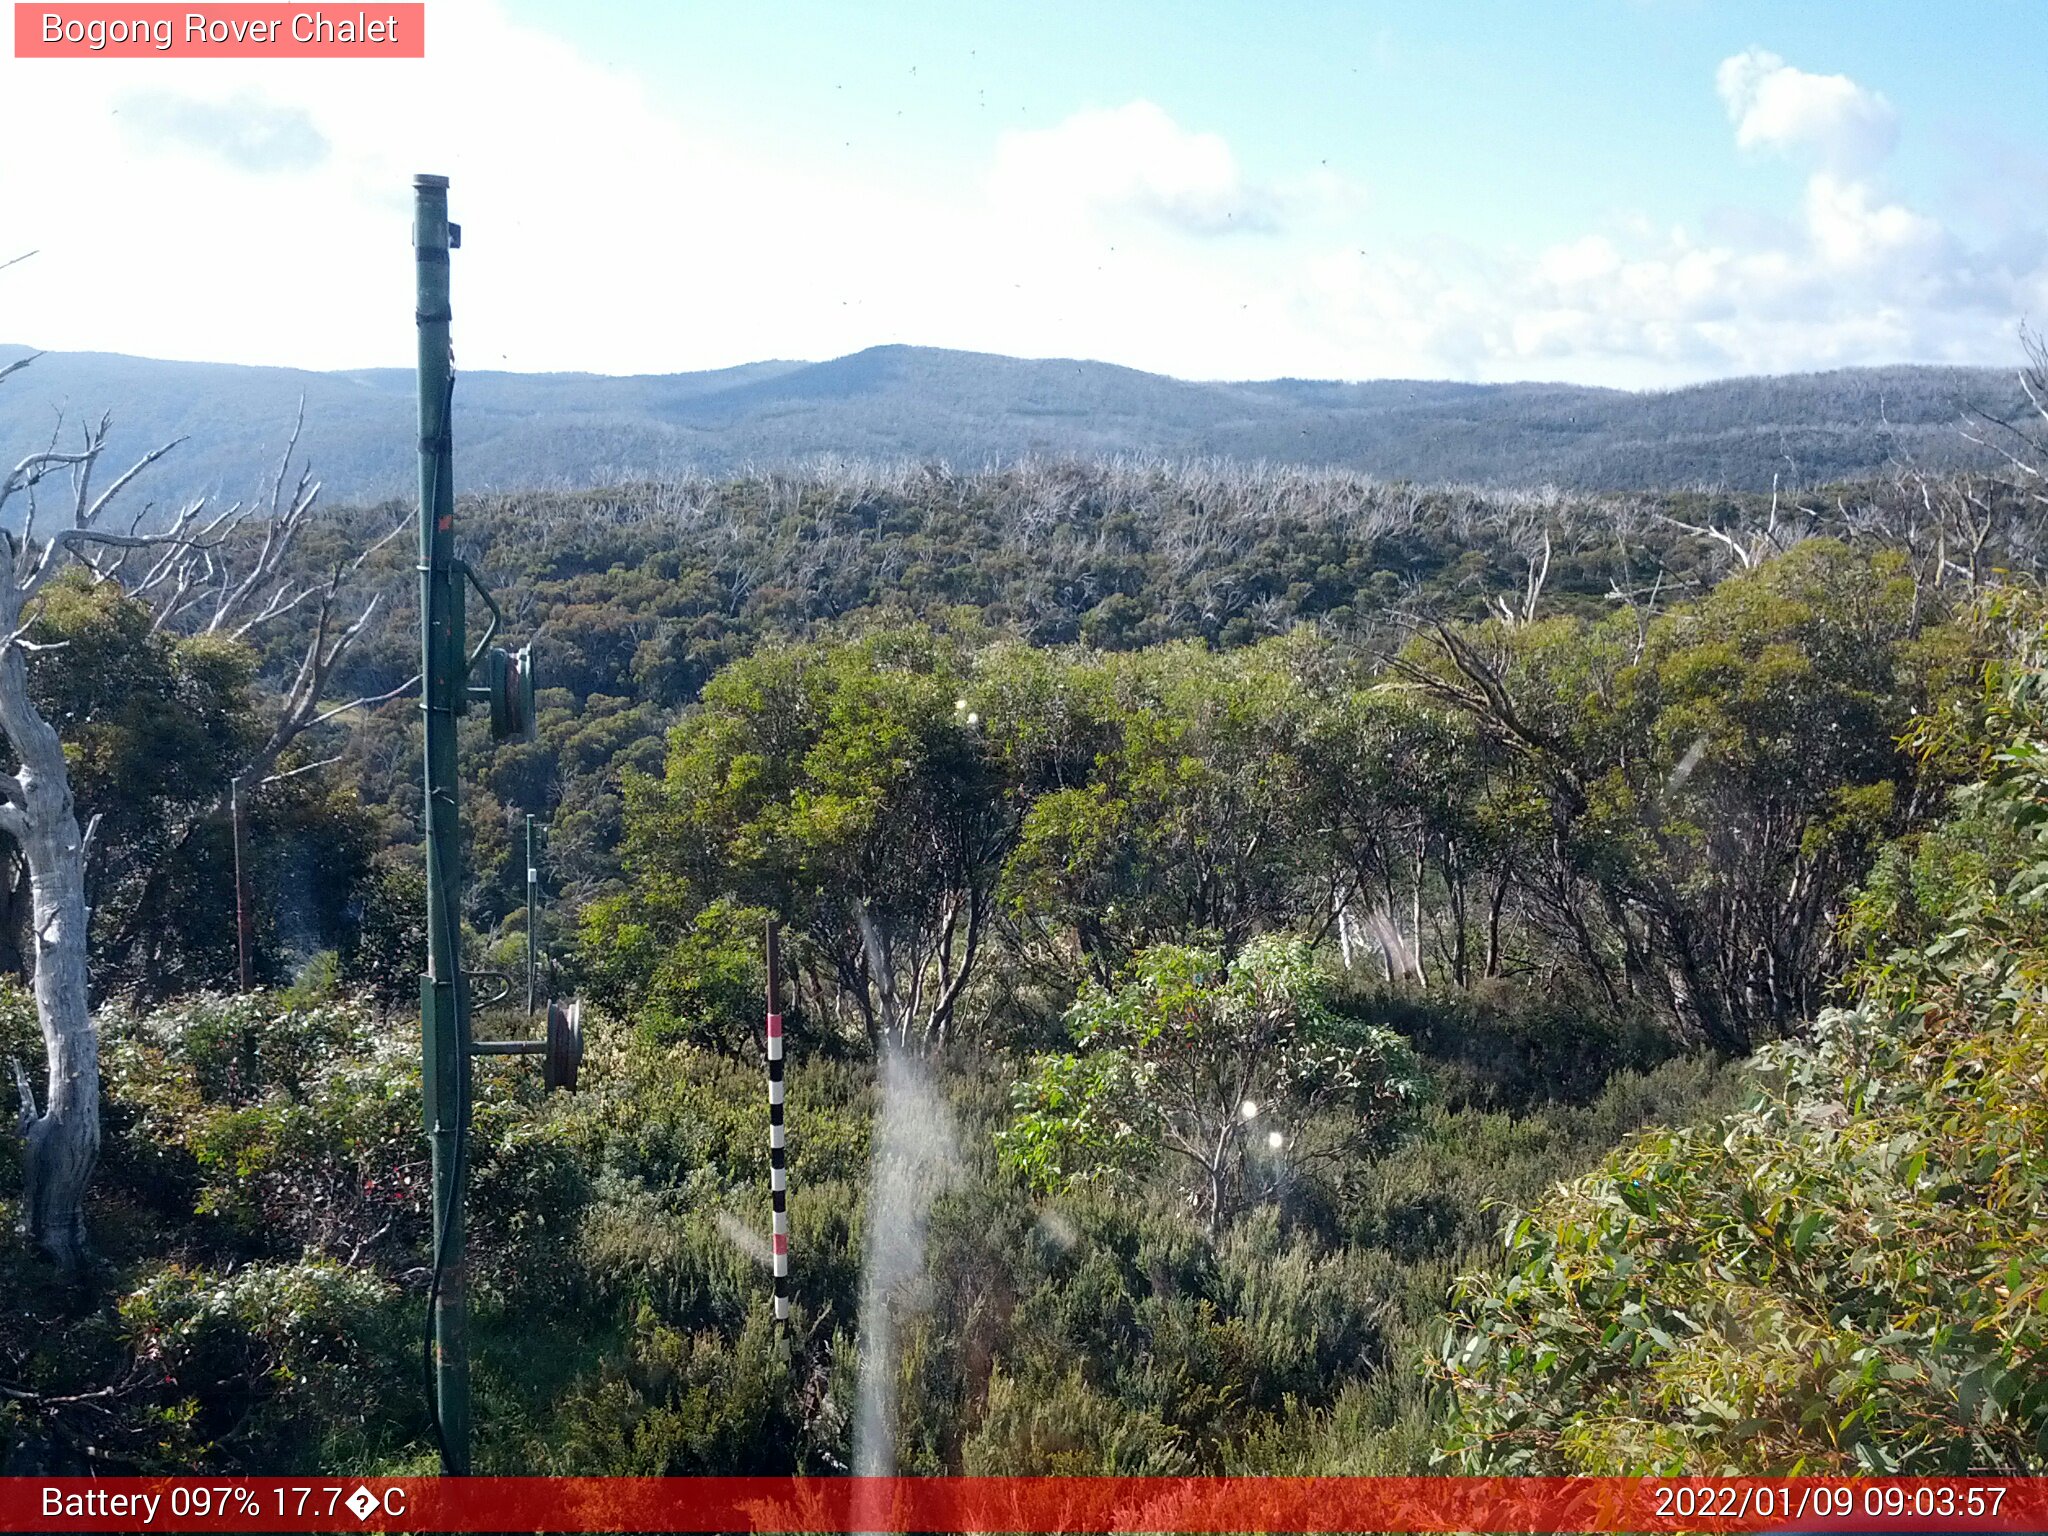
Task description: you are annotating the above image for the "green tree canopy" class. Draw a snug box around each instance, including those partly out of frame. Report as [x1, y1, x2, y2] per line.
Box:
[1436, 599, 2048, 1473]
[0, 572, 376, 996]
[589, 625, 1025, 1050]
[1394, 542, 1976, 1050]
[997, 937, 1426, 1232]
[1002, 642, 1325, 985]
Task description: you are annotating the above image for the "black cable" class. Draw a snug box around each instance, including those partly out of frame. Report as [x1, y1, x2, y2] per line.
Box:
[422, 830, 469, 1476]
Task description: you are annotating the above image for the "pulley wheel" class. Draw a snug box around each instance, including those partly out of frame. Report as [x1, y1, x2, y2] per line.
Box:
[544, 999, 582, 1092]
[489, 644, 539, 742]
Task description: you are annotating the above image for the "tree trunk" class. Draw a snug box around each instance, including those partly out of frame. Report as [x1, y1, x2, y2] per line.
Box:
[0, 397, 331, 1273]
[1410, 847, 1428, 991]
[1485, 873, 1508, 980]
[1448, 857, 1468, 988]
[2, 649, 97, 1272]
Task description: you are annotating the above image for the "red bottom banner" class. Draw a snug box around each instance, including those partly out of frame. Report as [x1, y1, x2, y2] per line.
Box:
[5, 1476, 2047, 1534]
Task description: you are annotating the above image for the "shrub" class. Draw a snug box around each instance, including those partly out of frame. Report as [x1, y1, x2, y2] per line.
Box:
[554, 1306, 801, 1474]
[1342, 978, 1676, 1111]
[118, 1259, 414, 1470]
[102, 994, 425, 1263]
[966, 1367, 1191, 1473]
[997, 939, 1425, 1231]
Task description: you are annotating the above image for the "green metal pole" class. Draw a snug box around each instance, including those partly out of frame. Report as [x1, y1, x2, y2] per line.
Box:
[414, 171, 470, 1476]
[525, 813, 537, 1020]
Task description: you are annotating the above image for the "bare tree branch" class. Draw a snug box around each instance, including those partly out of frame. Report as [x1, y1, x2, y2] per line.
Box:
[78, 436, 188, 530]
[306, 671, 419, 732]
[261, 754, 344, 786]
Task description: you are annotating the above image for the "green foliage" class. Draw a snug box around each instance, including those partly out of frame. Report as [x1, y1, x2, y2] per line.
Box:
[1436, 603, 2048, 1473]
[101, 993, 426, 1262]
[991, 1050, 1154, 1198]
[339, 859, 427, 1013]
[942, 1191, 1396, 1473]
[5, 571, 381, 997]
[1345, 979, 1676, 1112]
[0, 973, 1741, 1478]
[282, 949, 344, 1007]
[0, 979, 38, 1188]
[581, 895, 768, 1053]
[603, 625, 1020, 1049]
[555, 1306, 802, 1474]
[118, 1259, 415, 1469]
[108, 990, 369, 1104]
[296, 462, 1992, 1008]
[1390, 541, 1976, 1050]
[29, 572, 258, 828]
[998, 938, 1425, 1229]
[968, 1367, 1192, 1473]
[8, 454, 2026, 1480]
[1002, 641, 1320, 978]
[579, 536, 1978, 1073]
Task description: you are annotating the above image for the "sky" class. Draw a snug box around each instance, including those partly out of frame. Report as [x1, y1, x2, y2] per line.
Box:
[3, 0, 2046, 388]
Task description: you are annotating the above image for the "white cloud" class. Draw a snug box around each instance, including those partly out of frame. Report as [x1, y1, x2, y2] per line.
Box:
[1443, 47, 2036, 385]
[1802, 171, 1943, 269]
[119, 90, 329, 173]
[0, 16, 2039, 394]
[1534, 235, 1621, 288]
[0, 2, 984, 373]
[1716, 47, 1897, 171]
[988, 100, 1280, 236]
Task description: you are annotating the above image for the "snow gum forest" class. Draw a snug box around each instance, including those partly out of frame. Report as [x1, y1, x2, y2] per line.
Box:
[5, 345, 2048, 1477]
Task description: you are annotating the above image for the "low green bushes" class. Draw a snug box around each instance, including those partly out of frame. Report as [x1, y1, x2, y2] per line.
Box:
[1, 964, 1736, 1475]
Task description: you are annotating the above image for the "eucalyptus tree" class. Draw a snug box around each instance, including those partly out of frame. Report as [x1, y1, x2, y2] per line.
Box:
[94, 406, 409, 979]
[605, 624, 1026, 1050]
[0, 396, 205, 1266]
[1438, 608, 2048, 1473]
[1, 363, 393, 1269]
[1389, 542, 1970, 1050]
[1001, 640, 1326, 983]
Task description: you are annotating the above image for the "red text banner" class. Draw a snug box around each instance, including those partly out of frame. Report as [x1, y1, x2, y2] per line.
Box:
[4, 1476, 2048, 1533]
[13, 5, 425, 58]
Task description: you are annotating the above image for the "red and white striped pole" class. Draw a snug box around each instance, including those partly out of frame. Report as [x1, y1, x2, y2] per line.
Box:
[766, 919, 790, 1328]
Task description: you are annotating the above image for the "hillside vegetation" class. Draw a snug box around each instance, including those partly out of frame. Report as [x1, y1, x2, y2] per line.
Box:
[3, 434, 2047, 1474]
[1439, 601, 2048, 1472]
[0, 343, 2027, 508]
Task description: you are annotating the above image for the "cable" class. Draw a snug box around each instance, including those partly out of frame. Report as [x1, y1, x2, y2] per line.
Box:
[422, 830, 469, 1476]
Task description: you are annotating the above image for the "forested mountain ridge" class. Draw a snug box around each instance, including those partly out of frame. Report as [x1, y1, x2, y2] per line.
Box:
[0, 341, 2026, 508]
[5, 360, 2048, 1475]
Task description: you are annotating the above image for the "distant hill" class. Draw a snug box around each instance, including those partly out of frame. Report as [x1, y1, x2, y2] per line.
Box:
[0, 342, 2027, 509]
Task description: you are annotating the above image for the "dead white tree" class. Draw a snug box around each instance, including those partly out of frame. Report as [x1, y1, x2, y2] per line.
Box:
[1, 372, 403, 1269]
[1656, 471, 1815, 571]
[1493, 524, 1552, 626]
[0, 402, 198, 1269]
[124, 401, 411, 761]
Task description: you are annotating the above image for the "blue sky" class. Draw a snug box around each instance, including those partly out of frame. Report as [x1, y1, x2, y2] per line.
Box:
[523, 1, 2045, 247]
[4, 0, 2045, 386]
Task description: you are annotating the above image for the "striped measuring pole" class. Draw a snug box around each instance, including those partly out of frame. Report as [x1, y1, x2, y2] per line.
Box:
[766, 919, 790, 1327]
